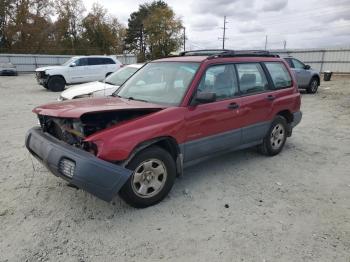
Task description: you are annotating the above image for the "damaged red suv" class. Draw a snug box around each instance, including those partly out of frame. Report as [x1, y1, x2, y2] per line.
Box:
[26, 50, 302, 208]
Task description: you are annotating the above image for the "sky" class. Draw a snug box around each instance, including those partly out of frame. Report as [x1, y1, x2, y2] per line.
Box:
[82, 0, 350, 50]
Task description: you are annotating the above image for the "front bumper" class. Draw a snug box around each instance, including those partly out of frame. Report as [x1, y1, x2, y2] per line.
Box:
[25, 127, 132, 201]
[35, 71, 49, 85]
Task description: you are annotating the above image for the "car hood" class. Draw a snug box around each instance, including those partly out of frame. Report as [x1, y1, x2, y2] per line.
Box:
[35, 66, 64, 72]
[60, 81, 116, 100]
[33, 97, 167, 118]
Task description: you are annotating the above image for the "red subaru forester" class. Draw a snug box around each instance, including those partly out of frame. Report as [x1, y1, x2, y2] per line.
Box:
[26, 50, 302, 208]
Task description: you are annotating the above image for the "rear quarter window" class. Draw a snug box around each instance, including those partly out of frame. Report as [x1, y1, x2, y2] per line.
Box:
[264, 62, 292, 89]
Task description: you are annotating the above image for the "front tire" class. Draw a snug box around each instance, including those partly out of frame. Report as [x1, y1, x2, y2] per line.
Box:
[259, 116, 288, 156]
[47, 76, 65, 92]
[119, 146, 176, 208]
[306, 77, 319, 94]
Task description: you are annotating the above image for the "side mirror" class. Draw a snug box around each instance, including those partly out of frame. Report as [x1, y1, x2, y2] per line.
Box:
[193, 92, 216, 105]
[70, 62, 76, 67]
[304, 65, 311, 70]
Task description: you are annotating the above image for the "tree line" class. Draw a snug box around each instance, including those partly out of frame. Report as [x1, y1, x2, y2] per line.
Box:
[0, 0, 184, 61]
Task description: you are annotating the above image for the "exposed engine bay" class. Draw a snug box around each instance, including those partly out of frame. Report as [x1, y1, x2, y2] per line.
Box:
[38, 109, 158, 152]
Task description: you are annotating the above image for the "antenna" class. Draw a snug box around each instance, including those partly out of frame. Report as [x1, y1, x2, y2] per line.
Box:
[218, 16, 229, 49]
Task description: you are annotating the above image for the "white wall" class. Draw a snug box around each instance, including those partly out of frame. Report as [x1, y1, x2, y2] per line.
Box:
[0, 54, 137, 72]
[272, 48, 350, 73]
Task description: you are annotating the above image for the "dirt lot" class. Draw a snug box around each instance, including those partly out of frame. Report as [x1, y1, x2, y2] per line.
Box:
[0, 74, 349, 262]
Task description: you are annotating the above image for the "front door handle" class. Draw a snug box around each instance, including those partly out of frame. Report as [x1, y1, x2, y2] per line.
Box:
[227, 102, 240, 109]
[266, 95, 276, 101]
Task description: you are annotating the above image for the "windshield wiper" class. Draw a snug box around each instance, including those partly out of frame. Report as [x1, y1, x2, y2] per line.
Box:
[127, 96, 148, 103]
[104, 81, 117, 86]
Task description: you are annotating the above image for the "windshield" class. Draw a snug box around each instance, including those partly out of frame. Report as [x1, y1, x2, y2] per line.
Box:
[62, 58, 75, 66]
[116, 62, 200, 105]
[105, 66, 140, 86]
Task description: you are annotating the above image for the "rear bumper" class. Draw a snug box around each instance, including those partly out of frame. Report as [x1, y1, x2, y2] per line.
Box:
[0, 70, 17, 76]
[25, 127, 132, 201]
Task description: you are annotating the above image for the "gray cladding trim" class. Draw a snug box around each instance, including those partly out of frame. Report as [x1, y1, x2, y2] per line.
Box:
[181, 121, 272, 163]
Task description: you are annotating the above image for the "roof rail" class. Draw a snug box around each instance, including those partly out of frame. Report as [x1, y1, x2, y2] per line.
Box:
[208, 50, 280, 59]
[179, 49, 231, 56]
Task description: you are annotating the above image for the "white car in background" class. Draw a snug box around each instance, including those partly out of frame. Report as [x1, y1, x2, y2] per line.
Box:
[58, 63, 144, 101]
[35, 55, 122, 92]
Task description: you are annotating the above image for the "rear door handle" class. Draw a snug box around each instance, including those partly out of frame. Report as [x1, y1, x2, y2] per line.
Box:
[227, 102, 240, 109]
[266, 95, 276, 101]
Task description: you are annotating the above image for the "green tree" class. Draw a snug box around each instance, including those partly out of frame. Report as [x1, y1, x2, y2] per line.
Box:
[0, 0, 14, 49]
[125, 0, 182, 61]
[53, 0, 85, 54]
[143, 6, 182, 60]
[2, 0, 55, 53]
[82, 3, 125, 55]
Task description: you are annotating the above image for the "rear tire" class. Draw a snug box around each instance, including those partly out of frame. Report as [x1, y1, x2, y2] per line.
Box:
[119, 146, 176, 208]
[258, 116, 288, 156]
[47, 76, 65, 92]
[306, 77, 319, 94]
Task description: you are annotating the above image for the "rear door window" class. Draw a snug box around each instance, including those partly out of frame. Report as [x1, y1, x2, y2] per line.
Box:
[198, 64, 239, 100]
[264, 62, 292, 89]
[235, 63, 268, 94]
[88, 58, 103, 65]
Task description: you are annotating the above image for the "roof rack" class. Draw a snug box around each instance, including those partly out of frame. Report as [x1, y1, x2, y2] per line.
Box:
[208, 50, 280, 59]
[179, 49, 232, 56]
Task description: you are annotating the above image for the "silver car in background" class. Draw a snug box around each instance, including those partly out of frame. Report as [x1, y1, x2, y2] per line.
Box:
[283, 57, 320, 94]
[0, 63, 18, 76]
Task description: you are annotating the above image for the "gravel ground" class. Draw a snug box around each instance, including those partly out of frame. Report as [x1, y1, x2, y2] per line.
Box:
[0, 74, 349, 262]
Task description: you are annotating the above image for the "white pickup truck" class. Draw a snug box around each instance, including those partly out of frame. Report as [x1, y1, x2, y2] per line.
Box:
[35, 55, 122, 91]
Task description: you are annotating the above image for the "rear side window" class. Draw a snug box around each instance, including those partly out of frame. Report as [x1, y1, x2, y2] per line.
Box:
[198, 64, 239, 100]
[104, 58, 116, 64]
[284, 58, 293, 68]
[236, 63, 268, 94]
[265, 62, 292, 89]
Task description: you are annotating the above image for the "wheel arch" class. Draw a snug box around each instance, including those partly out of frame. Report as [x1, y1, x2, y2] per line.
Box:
[49, 74, 67, 83]
[123, 136, 183, 176]
[311, 74, 320, 85]
[276, 110, 293, 124]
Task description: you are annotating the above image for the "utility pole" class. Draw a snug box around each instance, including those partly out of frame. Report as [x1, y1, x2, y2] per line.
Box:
[218, 16, 229, 49]
[183, 27, 186, 52]
[264, 35, 268, 50]
[283, 40, 287, 50]
[140, 24, 144, 61]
